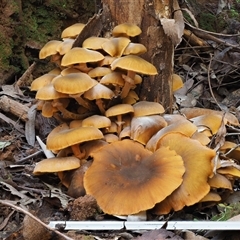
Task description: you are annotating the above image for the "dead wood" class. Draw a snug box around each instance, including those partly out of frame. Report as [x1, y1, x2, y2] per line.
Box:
[0, 95, 29, 122]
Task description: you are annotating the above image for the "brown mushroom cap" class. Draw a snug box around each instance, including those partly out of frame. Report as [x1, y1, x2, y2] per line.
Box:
[190, 114, 224, 135]
[33, 156, 80, 175]
[102, 37, 130, 57]
[130, 115, 167, 145]
[36, 83, 68, 100]
[82, 115, 111, 129]
[133, 101, 165, 117]
[61, 23, 85, 39]
[31, 74, 57, 91]
[111, 55, 157, 75]
[60, 67, 81, 76]
[46, 123, 104, 151]
[172, 73, 184, 92]
[152, 133, 215, 214]
[146, 119, 198, 152]
[57, 38, 75, 55]
[84, 83, 115, 100]
[179, 107, 239, 126]
[84, 139, 185, 215]
[88, 67, 112, 79]
[39, 40, 62, 59]
[82, 36, 109, 50]
[123, 42, 147, 55]
[199, 191, 221, 202]
[105, 104, 134, 118]
[208, 173, 232, 190]
[112, 23, 142, 38]
[53, 72, 98, 94]
[61, 47, 105, 66]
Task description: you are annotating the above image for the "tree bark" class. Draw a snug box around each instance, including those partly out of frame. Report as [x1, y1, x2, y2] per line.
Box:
[101, 0, 174, 112]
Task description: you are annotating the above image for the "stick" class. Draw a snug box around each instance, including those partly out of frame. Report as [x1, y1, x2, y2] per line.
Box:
[0, 95, 29, 121]
[0, 200, 74, 240]
[16, 62, 37, 87]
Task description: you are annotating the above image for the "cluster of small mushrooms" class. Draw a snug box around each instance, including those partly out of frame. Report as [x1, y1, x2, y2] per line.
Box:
[31, 22, 240, 216]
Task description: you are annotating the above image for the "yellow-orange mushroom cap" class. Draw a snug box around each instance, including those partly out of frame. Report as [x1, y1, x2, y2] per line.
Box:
[152, 133, 215, 214]
[84, 139, 185, 215]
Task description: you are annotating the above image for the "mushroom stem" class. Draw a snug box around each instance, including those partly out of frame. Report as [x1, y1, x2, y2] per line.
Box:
[71, 144, 86, 160]
[96, 99, 106, 115]
[74, 63, 92, 73]
[70, 94, 96, 111]
[121, 71, 135, 99]
[53, 100, 92, 120]
[116, 115, 124, 136]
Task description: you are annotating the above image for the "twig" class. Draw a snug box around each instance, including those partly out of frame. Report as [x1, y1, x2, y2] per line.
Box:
[16, 62, 37, 87]
[0, 199, 74, 240]
[16, 150, 43, 163]
[207, 54, 225, 111]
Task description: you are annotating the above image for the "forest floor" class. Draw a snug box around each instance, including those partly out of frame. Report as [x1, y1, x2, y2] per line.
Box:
[1, 1, 240, 240]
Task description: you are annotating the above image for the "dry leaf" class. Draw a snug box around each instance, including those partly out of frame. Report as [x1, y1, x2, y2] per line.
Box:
[25, 104, 37, 146]
[135, 229, 183, 240]
[159, 0, 184, 46]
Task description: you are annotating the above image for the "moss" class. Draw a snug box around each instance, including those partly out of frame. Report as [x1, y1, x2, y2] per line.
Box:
[198, 12, 216, 32]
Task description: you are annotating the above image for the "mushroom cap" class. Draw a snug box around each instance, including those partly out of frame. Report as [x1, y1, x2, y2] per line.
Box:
[122, 90, 139, 105]
[130, 115, 167, 145]
[133, 101, 165, 117]
[146, 119, 198, 152]
[31, 74, 57, 91]
[100, 72, 125, 87]
[123, 42, 147, 55]
[152, 133, 215, 214]
[88, 67, 112, 79]
[82, 115, 111, 129]
[84, 83, 115, 100]
[46, 123, 104, 151]
[39, 40, 62, 59]
[112, 23, 142, 37]
[104, 133, 119, 143]
[33, 156, 80, 175]
[119, 126, 131, 139]
[191, 131, 210, 146]
[105, 104, 134, 118]
[41, 101, 57, 118]
[56, 38, 75, 55]
[163, 114, 187, 125]
[217, 167, 240, 178]
[98, 55, 117, 67]
[199, 191, 221, 202]
[48, 68, 62, 75]
[60, 67, 81, 76]
[208, 173, 232, 190]
[172, 73, 184, 92]
[102, 37, 130, 57]
[36, 83, 68, 100]
[61, 23, 85, 39]
[61, 47, 105, 66]
[53, 72, 98, 94]
[84, 139, 185, 215]
[111, 55, 157, 75]
[179, 107, 239, 126]
[190, 114, 224, 135]
[82, 36, 109, 50]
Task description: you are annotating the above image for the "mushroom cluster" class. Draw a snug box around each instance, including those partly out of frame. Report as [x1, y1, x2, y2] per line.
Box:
[32, 22, 240, 216]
